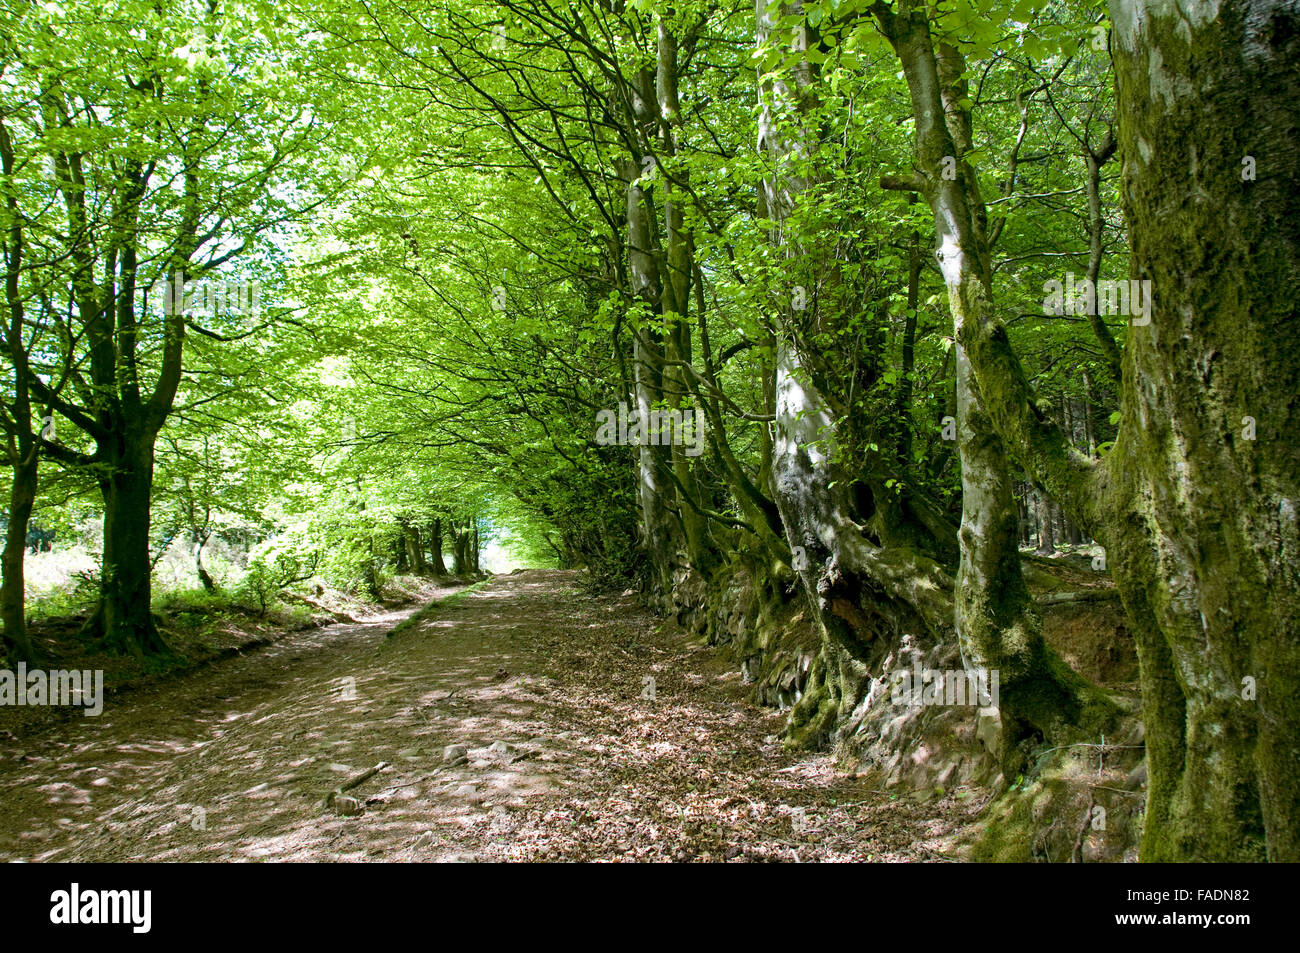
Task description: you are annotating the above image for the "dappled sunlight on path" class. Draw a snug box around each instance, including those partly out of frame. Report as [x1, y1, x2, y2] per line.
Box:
[0, 572, 979, 862]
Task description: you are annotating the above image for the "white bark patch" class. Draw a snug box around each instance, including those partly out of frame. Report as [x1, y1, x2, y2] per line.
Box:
[1146, 45, 1196, 112]
[1111, 0, 1221, 53]
[774, 347, 832, 469]
[1136, 135, 1154, 165]
[934, 232, 964, 288]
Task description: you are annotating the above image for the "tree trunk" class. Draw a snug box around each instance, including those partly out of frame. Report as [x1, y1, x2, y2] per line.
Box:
[90, 430, 167, 657]
[193, 531, 215, 591]
[895, 227, 921, 466]
[1082, 371, 1098, 458]
[1084, 129, 1123, 383]
[362, 533, 381, 599]
[0, 119, 39, 663]
[453, 525, 471, 575]
[623, 140, 680, 600]
[944, 0, 1300, 861]
[1064, 512, 1083, 548]
[429, 519, 448, 575]
[879, 2, 1116, 769]
[656, 19, 715, 579]
[753, 0, 960, 750]
[404, 523, 427, 575]
[1101, 0, 1300, 861]
[1017, 486, 1032, 545]
[1, 445, 39, 662]
[1035, 490, 1056, 555]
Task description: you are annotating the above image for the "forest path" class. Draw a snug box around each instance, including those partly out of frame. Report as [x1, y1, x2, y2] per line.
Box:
[0, 570, 978, 862]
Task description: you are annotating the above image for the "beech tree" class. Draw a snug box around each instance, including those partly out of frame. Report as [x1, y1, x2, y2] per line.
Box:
[0, 0, 341, 653]
[949, 0, 1299, 861]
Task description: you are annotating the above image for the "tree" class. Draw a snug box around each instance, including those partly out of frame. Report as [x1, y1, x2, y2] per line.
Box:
[907, 0, 1300, 860]
[0, 0, 341, 654]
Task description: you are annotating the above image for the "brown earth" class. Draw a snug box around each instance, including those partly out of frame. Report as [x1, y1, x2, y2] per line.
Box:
[0, 570, 984, 862]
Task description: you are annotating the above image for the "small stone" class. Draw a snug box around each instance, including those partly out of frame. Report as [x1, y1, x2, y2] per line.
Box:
[333, 795, 363, 817]
[442, 744, 469, 765]
[488, 741, 511, 759]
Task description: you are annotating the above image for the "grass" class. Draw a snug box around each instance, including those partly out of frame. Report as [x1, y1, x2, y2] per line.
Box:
[387, 579, 490, 638]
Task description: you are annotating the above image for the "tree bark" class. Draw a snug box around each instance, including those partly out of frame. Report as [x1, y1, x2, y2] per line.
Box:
[404, 523, 427, 575]
[1101, 0, 1300, 861]
[754, 0, 960, 748]
[620, 95, 682, 600]
[1035, 491, 1056, 555]
[656, 18, 714, 579]
[193, 530, 215, 591]
[428, 518, 448, 576]
[936, 0, 1300, 861]
[0, 117, 41, 663]
[877, 1, 1117, 769]
[453, 524, 471, 576]
[90, 428, 168, 656]
[1, 445, 39, 662]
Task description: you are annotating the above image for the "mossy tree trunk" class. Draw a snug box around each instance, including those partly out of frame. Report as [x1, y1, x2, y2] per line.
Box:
[924, 0, 1300, 860]
[404, 522, 427, 575]
[755, 0, 962, 747]
[877, 1, 1118, 772]
[656, 19, 715, 580]
[1102, 0, 1300, 861]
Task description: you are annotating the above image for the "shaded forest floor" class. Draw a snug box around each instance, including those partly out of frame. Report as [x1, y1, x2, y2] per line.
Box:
[0, 570, 985, 862]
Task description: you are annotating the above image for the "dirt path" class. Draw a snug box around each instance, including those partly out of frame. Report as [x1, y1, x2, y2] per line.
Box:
[0, 570, 980, 862]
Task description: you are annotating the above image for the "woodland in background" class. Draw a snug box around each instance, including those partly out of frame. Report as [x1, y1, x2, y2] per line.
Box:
[1, 0, 1296, 862]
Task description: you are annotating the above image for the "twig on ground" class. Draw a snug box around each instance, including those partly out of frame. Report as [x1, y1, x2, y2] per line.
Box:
[324, 761, 389, 806]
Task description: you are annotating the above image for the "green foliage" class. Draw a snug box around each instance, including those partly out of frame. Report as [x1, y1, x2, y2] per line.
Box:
[4, 0, 1124, 621]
